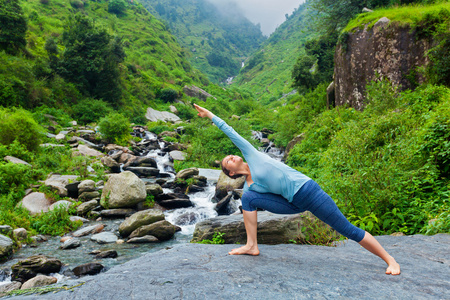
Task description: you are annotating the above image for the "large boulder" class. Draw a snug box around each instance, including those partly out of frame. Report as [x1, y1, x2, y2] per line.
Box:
[49, 200, 72, 212]
[0, 234, 14, 261]
[146, 184, 163, 196]
[21, 275, 57, 290]
[76, 199, 98, 215]
[145, 108, 181, 123]
[119, 209, 165, 237]
[90, 232, 118, 244]
[78, 180, 96, 193]
[0, 281, 22, 295]
[17, 192, 52, 215]
[129, 220, 177, 241]
[100, 171, 146, 209]
[191, 212, 339, 245]
[214, 172, 245, 201]
[334, 18, 431, 110]
[182, 85, 216, 102]
[101, 156, 121, 173]
[11, 255, 62, 283]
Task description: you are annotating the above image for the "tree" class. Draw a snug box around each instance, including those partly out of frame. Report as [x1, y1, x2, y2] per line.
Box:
[57, 14, 126, 104]
[0, 0, 27, 54]
[292, 54, 318, 91]
[108, 0, 127, 15]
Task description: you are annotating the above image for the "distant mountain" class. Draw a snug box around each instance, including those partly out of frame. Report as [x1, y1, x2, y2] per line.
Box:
[140, 0, 266, 83]
[232, 3, 316, 104]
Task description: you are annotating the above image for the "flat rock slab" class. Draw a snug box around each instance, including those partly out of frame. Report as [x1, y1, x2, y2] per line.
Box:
[16, 234, 450, 299]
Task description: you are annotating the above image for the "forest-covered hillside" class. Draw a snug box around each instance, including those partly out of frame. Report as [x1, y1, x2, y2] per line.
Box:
[140, 0, 266, 83]
[0, 0, 211, 122]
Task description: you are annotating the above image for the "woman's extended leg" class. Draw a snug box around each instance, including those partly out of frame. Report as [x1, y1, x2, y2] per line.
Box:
[359, 232, 401, 275]
[295, 180, 401, 275]
[228, 210, 260, 255]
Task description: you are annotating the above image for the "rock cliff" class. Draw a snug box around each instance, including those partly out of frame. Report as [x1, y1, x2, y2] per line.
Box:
[334, 17, 432, 110]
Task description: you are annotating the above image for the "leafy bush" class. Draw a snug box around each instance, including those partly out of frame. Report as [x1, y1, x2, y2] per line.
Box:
[33, 105, 72, 128]
[98, 112, 130, 145]
[147, 122, 172, 135]
[158, 88, 178, 103]
[0, 162, 33, 195]
[173, 103, 195, 120]
[72, 98, 113, 124]
[31, 205, 82, 236]
[0, 107, 44, 152]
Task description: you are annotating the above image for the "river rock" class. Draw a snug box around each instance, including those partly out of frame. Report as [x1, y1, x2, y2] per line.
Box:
[169, 150, 186, 161]
[91, 232, 118, 244]
[0, 225, 12, 235]
[100, 209, 136, 218]
[76, 199, 98, 215]
[95, 250, 118, 259]
[145, 107, 181, 123]
[70, 216, 90, 223]
[284, 133, 305, 159]
[0, 234, 13, 260]
[118, 209, 165, 237]
[17, 192, 52, 215]
[49, 200, 72, 212]
[13, 228, 27, 240]
[73, 263, 104, 277]
[214, 172, 245, 202]
[128, 156, 158, 168]
[11, 255, 62, 283]
[214, 194, 233, 216]
[78, 180, 96, 193]
[175, 168, 199, 180]
[126, 235, 159, 243]
[155, 193, 193, 209]
[124, 166, 160, 177]
[101, 156, 121, 173]
[146, 184, 163, 196]
[60, 237, 81, 250]
[72, 224, 104, 237]
[4, 156, 31, 166]
[191, 212, 338, 245]
[78, 191, 100, 202]
[100, 171, 146, 209]
[0, 281, 22, 294]
[129, 220, 177, 241]
[74, 144, 103, 157]
[21, 275, 57, 290]
[174, 212, 198, 226]
[44, 175, 79, 198]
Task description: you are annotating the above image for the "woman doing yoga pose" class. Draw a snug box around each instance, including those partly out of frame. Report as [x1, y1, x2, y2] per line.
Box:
[194, 104, 400, 275]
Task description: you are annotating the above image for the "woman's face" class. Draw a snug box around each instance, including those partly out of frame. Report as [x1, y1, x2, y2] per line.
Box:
[222, 155, 243, 175]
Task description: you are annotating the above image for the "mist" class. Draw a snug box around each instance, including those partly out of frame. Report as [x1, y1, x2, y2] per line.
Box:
[207, 0, 305, 36]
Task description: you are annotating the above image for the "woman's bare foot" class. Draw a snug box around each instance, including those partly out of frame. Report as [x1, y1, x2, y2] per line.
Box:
[386, 259, 401, 275]
[228, 244, 260, 256]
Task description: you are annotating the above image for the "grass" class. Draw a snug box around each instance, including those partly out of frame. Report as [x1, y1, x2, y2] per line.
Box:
[343, 2, 450, 32]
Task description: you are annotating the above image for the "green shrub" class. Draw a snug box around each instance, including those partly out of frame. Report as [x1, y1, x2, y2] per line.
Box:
[0, 107, 44, 152]
[98, 112, 130, 145]
[71, 98, 113, 125]
[31, 205, 82, 236]
[0, 162, 33, 195]
[158, 88, 178, 103]
[173, 103, 195, 120]
[147, 122, 172, 135]
[33, 105, 72, 128]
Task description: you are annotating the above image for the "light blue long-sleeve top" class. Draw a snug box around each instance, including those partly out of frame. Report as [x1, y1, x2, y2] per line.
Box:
[212, 115, 311, 202]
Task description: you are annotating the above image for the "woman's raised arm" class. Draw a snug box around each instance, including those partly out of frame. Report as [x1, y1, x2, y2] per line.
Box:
[194, 104, 214, 119]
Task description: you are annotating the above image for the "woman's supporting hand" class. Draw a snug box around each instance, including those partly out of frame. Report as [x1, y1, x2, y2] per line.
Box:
[194, 104, 214, 119]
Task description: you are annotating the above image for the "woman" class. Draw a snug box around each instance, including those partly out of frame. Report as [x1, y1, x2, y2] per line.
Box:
[194, 104, 401, 275]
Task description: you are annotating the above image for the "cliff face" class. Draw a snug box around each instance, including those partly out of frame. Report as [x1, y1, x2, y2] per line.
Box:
[334, 17, 431, 110]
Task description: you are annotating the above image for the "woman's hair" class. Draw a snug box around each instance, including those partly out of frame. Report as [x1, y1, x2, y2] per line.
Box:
[221, 157, 242, 179]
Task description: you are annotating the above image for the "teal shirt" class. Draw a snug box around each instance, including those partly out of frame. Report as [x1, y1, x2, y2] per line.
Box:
[212, 116, 311, 202]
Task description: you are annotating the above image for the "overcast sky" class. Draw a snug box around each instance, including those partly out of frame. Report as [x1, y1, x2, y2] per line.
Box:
[208, 0, 305, 36]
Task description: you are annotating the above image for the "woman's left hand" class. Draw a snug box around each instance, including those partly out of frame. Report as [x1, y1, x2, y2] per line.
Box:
[194, 104, 214, 119]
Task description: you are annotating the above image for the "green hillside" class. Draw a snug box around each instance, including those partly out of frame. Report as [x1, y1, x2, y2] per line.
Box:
[140, 0, 266, 83]
[231, 3, 316, 104]
[0, 0, 208, 121]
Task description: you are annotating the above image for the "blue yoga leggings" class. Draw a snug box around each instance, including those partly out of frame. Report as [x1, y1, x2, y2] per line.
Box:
[241, 180, 366, 242]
